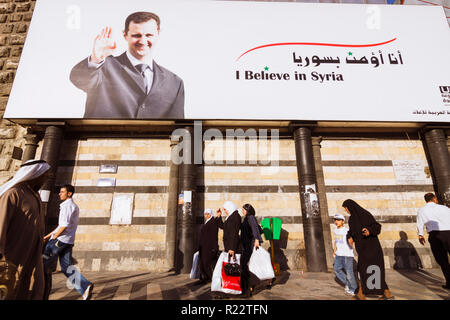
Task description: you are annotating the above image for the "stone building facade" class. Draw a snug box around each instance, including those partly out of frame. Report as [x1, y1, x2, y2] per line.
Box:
[0, 0, 449, 273]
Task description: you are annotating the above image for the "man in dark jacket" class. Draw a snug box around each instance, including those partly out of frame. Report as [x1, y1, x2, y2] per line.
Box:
[222, 201, 241, 258]
[198, 209, 223, 283]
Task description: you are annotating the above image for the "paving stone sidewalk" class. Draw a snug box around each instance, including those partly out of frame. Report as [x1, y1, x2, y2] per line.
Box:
[49, 268, 450, 300]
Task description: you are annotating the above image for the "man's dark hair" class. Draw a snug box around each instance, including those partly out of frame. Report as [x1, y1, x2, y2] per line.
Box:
[125, 12, 160, 34]
[61, 184, 75, 196]
[424, 192, 436, 203]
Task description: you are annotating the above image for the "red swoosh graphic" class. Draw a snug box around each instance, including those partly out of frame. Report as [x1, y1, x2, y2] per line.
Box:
[236, 38, 397, 61]
[415, 0, 450, 10]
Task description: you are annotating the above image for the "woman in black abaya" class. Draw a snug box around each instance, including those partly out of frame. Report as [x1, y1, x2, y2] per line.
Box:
[342, 199, 394, 300]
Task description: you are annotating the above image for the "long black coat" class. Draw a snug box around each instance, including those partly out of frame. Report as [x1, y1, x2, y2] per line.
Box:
[344, 199, 389, 295]
[223, 210, 241, 252]
[198, 217, 223, 281]
[240, 215, 264, 293]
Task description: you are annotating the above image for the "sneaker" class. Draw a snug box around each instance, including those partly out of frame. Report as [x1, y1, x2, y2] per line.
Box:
[82, 284, 94, 300]
[344, 288, 355, 296]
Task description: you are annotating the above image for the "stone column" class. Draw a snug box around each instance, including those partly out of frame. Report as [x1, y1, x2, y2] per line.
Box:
[423, 128, 450, 207]
[165, 135, 181, 272]
[22, 130, 41, 162]
[39, 125, 64, 206]
[293, 127, 328, 272]
[176, 126, 197, 273]
[311, 136, 333, 270]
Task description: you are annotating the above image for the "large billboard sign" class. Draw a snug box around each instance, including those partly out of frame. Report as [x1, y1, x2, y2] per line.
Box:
[4, 0, 450, 122]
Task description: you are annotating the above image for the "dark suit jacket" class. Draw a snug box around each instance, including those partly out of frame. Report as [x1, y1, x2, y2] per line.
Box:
[223, 211, 241, 252]
[70, 52, 185, 119]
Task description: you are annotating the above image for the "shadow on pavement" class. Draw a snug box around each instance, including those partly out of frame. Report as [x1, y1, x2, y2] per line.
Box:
[392, 231, 449, 300]
[395, 269, 450, 300]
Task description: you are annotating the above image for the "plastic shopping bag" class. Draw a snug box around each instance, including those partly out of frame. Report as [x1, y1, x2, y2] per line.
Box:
[190, 251, 201, 279]
[211, 252, 242, 294]
[248, 247, 275, 281]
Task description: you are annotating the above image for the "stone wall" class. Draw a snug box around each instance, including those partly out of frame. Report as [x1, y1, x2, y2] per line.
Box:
[202, 138, 306, 271]
[0, 0, 35, 184]
[47, 138, 172, 272]
[46, 136, 442, 272]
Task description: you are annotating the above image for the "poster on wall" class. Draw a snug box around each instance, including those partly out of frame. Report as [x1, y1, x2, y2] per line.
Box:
[392, 160, 430, 185]
[4, 0, 450, 122]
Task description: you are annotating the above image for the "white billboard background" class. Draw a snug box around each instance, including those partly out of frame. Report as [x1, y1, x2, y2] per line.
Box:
[4, 0, 450, 121]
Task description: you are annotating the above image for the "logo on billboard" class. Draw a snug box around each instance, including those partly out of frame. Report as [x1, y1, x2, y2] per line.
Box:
[440, 86, 450, 106]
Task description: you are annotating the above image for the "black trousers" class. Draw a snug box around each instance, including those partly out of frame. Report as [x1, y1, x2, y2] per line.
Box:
[428, 230, 450, 285]
[240, 246, 261, 294]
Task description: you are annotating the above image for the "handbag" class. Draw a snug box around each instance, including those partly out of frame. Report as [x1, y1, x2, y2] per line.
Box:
[211, 252, 242, 294]
[223, 254, 241, 276]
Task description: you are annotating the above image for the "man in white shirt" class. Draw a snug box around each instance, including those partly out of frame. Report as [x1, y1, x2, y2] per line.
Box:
[417, 193, 450, 289]
[42, 185, 94, 300]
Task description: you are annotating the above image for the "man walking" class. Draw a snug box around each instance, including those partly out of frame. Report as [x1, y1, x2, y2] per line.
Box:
[43, 184, 94, 300]
[417, 192, 450, 289]
[0, 160, 50, 300]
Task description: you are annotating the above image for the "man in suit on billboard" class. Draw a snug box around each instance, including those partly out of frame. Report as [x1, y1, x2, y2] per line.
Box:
[70, 11, 185, 119]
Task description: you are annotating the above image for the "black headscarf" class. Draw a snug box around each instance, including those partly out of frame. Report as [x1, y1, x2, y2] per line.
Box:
[342, 199, 381, 241]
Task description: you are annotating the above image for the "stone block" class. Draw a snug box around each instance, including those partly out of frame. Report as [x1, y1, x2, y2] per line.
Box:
[15, 2, 29, 12]
[9, 13, 22, 22]
[14, 23, 27, 34]
[0, 35, 8, 45]
[0, 97, 9, 111]
[22, 12, 32, 21]
[0, 157, 12, 171]
[1, 24, 14, 34]
[0, 127, 16, 138]
[0, 47, 10, 57]
[0, 3, 15, 14]
[0, 83, 12, 95]
[5, 59, 18, 69]
[10, 46, 22, 57]
[0, 71, 14, 83]
[10, 34, 25, 44]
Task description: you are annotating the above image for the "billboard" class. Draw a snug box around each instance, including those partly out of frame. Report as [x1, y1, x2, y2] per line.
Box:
[4, 0, 450, 122]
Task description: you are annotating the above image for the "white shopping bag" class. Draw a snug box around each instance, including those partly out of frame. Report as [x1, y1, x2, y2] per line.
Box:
[211, 252, 242, 294]
[248, 247, 275, 281]
[190, 251, 201, 279]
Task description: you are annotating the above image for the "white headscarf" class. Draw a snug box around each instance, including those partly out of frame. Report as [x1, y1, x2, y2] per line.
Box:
[0, 159, 50, 198]
[223, 201, 238, 220]
[204, 208, 213, 224]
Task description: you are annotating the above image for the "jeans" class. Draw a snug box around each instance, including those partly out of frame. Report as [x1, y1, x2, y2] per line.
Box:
[43, 239, 91, 297]
[334, 255, 357, 293]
